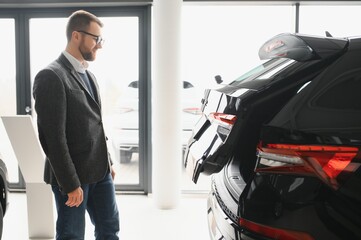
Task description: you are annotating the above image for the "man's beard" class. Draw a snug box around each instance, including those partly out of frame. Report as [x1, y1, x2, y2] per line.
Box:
[80, 50, 94, 61]
[79, 45, 95, 61]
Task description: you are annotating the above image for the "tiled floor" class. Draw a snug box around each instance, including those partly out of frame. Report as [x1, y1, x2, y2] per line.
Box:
[2, 192, 209, 240]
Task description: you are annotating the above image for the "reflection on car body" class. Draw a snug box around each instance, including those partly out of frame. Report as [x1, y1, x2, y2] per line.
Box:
[184, 33, 361, 240]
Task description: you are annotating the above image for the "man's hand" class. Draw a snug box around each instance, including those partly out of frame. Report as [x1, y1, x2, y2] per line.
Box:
[66, 187, 83, 207]
[111, 166, 116, 180]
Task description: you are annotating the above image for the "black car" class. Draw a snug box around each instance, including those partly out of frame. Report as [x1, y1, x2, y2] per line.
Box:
[0, 153, 9, 240]
[184, 33, 361, 240]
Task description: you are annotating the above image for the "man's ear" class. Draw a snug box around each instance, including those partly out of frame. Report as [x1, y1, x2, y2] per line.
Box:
[72, 31, 81, 42]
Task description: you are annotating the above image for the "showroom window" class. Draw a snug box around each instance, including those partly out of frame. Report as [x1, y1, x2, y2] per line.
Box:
[0, 7, 151, 192]
[181, 5, 295, 191]
[299, 5, 361, 37]
[0, 18, 20, 186]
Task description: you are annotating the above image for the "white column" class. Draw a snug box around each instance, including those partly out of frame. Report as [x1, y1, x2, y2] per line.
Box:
[152, 0, 183, 209]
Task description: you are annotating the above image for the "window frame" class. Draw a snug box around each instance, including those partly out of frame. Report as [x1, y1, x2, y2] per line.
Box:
[0, 6, 152, 193]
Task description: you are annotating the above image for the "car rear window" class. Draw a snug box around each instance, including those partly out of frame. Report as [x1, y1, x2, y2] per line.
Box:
[230, 58, 295, 86]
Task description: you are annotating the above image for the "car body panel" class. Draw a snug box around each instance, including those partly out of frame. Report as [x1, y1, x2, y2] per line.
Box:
[208, 189, 239, 240]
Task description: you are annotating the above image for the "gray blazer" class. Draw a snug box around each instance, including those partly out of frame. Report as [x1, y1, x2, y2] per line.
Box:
[33, 53, 110, 193]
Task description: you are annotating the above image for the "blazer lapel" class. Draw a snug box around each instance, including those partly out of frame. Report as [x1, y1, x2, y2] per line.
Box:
[86, 71, 101, 106]
[58, 54, 101, 108]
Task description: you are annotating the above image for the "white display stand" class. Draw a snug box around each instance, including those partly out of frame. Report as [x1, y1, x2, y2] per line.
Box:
[1, 115, 54, 240]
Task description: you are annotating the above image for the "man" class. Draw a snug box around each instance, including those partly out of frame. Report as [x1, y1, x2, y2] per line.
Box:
[33, 10, 120, 240]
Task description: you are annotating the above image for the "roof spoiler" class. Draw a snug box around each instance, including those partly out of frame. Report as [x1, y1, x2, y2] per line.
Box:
[259, 33, 348, 62]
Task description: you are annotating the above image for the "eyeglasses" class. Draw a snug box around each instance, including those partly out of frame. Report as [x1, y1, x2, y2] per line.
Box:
[77, 30, 105, 46]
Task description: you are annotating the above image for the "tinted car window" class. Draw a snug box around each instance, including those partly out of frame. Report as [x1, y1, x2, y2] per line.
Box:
[256, 59, 295, 80]
[230, 58, 295, 86]
[314, 69, 361, 110]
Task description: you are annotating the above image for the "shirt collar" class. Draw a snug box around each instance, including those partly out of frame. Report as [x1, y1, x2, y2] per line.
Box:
[62, 50, 89, 74]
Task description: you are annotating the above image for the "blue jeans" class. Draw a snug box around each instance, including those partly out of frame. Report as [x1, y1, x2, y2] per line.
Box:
[52, 173, 120, 240]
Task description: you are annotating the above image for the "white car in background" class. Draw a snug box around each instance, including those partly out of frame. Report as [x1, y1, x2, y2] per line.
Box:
[111, 80, 202, 163]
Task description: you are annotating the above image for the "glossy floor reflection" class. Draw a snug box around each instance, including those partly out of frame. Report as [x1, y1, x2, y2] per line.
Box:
[2, 192, 209, 240]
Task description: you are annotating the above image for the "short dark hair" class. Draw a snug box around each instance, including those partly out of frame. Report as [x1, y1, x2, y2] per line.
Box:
[66, 10, 103, 42]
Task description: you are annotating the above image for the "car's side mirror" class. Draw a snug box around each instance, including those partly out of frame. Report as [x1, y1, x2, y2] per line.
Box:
[215, 75, 223, 84]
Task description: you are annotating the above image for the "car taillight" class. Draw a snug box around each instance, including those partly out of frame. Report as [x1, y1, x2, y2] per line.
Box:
[183, 107, 202, 115]
[208, 112, 237, 128]
[257, 143, 360, 189]
[239, 218, 315, 240]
